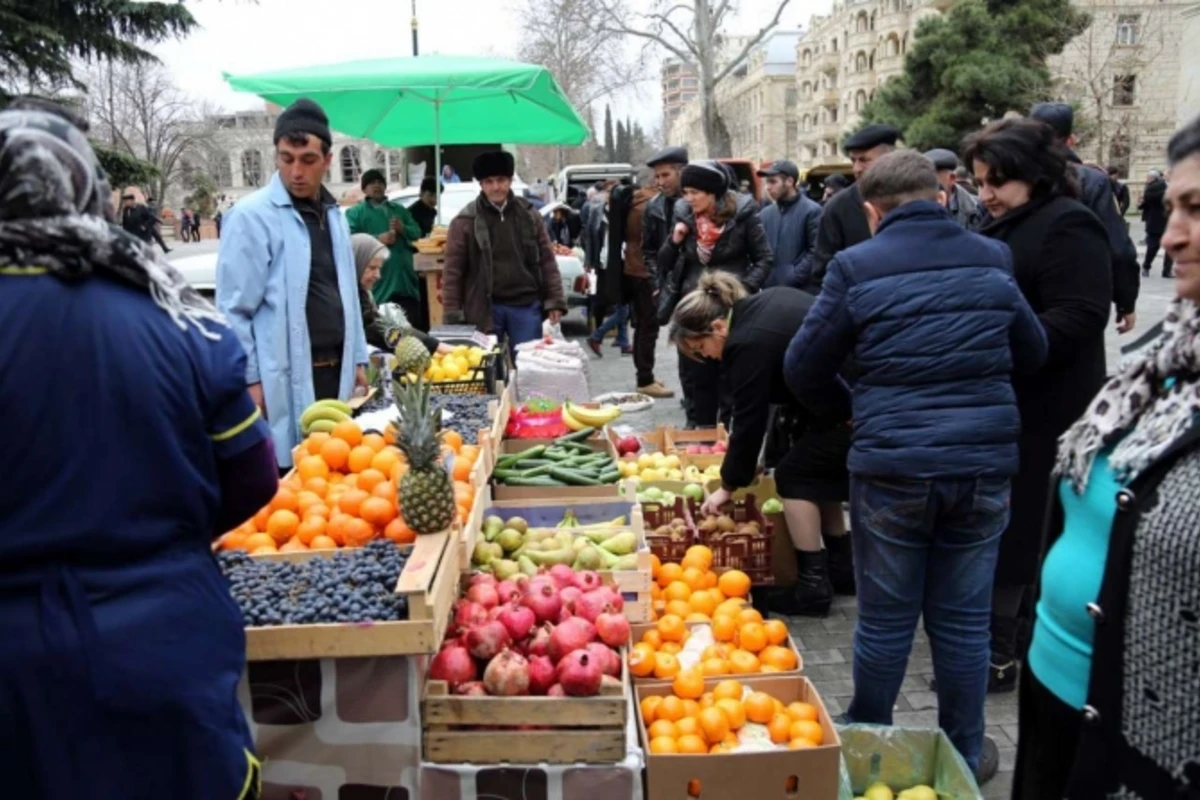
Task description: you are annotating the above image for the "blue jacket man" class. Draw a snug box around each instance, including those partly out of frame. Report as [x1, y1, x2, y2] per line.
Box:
[782, 150, 1047, 779]
[757, 159, 823, 290]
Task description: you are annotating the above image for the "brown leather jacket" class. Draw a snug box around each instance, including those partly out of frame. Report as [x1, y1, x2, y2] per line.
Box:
[623, 187, 656, 279]
[442, 193, 566, 332]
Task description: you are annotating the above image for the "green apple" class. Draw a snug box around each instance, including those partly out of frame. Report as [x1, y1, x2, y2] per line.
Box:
[761, 497, 784, 514]
[682, 483, 704, 501]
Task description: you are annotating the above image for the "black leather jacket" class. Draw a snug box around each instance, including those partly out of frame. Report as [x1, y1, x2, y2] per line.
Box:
[641, 191, 681, 290]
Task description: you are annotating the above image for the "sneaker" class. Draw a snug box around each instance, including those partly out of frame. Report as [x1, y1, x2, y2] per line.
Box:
[586, 338, 603, 357]
[638, 382, 675, 399]
[976, 735, 1000, 785]
[620, 346, 633, 356]
[610, 340, 626, 348]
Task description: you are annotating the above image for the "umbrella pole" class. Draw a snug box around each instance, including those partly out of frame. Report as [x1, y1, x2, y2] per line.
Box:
[433, 94, 442, 224]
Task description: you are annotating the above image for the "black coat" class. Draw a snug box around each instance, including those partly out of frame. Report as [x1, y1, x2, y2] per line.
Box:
[655, 193, 773, 323]
[1140, 178, 1168, 235]
[811, 184, 871, 289]
[642, 191, 680, 289]
[979, 195, 1112, 585]
[1071, 158, 1140, 315]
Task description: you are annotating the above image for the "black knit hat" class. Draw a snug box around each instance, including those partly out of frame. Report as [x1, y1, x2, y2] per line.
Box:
[680, 161, 729, 196]
[273, 98, 332, 148]
[472, 151, 515, 181]
[1030, 102, 1074, 140]
[361, 168, 386, 189]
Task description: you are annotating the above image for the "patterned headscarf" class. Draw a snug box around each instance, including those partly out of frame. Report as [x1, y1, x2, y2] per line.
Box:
[0, 107, 226, 338]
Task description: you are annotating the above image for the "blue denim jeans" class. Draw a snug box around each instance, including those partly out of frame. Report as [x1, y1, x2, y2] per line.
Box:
[492, 302, 544, 358]
[590, 304, 629, 348]
[845, 475, 1010, 773]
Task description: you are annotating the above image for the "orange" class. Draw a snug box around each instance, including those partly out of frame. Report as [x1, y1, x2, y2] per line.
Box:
[715, 598, 747, 617]
[361, 432, 386, 452]
[658, 641, 682, 655]
[220, 531, 249, 551]
[653, 652, 681, 681]
[763, 619, 789, 646]
[359, 496, 397, 528]
[688, 590, 717, 617]
[647, 719, 678, 740]
[640, 695, 663, 725]
[452, 455, 474, 482]
[309, 534, 338, 550]
[325, 513, 351, 546]
[266, 509, 300, 543]
[304, 503, 331, 520]
[657, 695, 686, 722]
[789, 719, 823, 745]
[760, 665, 783, 673]
[787, 702, 818, 722]
[356, 468, 387, 492]
[718, 569, 751, 599]
[270, 487, 300, 514]
[727, 649, 761, 674]
[371, 447, 401, 476]
[674, 716, 701, 737]
[305, 431, 331, 455]
[681, 567, 705, 592]
[788, 738, 816, 750]
[279, 538, 308, 553]
[383, 518, 415, 544]
[767, 713, 793, 744]
[648, 736, 678, 755]
[685, 612, 711, 624]
[736, 608, 765, 626]
[295, 490, 323, 514]
[338, 488, 370, 517]
[442, 429, 464, 453]
[760, 645, 798, 671]
[681, 544, 713, 572]
[656, 614, 687, 643]
[681, 699, 701, 718]
[664, 580, 692, 603]
[458, 444, 479, 463]
[709, 743, 732, 754]
[371, 480, 397, 502]
[699, 692, 716, 708]
[641, 629, 664, 649]
[744, 692, 775, 724]
[332, 420, 363, 447]
[320, 437, 352, 471]
[652, 599, 667, 616]
[698, 706, 731, 745]
[629, 644, 657, 678]
[649, 553, 662, 581]
[245, 532, 276, 551]
[676, 734, 708, 754]
[304, 476, 330, 497]
[715, 698, 746, 730]
[249, 544, 278, 556]
[343, 517, 376, 547]
[672, 667, 705, 700]
[738, 622, 768, 653]
[665, 600, 692, 619]
[297, 455, 330, 482]
[295, 515, 327, 546]
[711, 616, 737, 643]
[700, 658, 728, 677]
[657, 562, 683, 589]
[347, 445, 375, 474]
[702, 570, 719, 589]
[712, 679, 744, 702]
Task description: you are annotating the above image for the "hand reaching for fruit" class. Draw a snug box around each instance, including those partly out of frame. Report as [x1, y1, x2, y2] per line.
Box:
[701, 487, 731, 517]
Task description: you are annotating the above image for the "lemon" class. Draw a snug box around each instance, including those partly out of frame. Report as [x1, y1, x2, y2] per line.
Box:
[467, 349, 484, 367]
[664, 454, 681, 469]
[453, 345, 469, 357]
[429, 365, 446, 382]
[442, 361, 464, 381]
[637, 454, 655, 471]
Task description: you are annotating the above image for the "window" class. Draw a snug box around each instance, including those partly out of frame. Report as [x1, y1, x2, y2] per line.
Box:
[340, 145, 362, 184]
[831, 38, 838, 52]
[1112, 74, 1137, 106]
[387, 150, 404, 183]
[785, 87, 798, 108]
[855, 89, 868, 111]
[802, 49, 812, 66]
[373, 149, 387, 176]
[856, 52, 868, 72]
[1116, 15, 1140, 45]
[786, 122, 798, 157]
[830, 107, 839, 123]
[240, 149, 263, 187]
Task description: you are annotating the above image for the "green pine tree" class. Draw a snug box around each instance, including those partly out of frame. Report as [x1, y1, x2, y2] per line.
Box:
[857, 0, 1089, 151]
[603, 104, 615, 162]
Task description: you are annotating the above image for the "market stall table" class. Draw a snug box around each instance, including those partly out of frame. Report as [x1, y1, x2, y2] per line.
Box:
[416, 253, 446, 328]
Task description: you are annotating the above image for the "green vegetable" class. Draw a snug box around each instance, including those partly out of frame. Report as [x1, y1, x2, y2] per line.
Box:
[598, 468, 621, 483]
[549, 466, 603, 486]
[503, 475, 566, 486]
[556, 427, 597, 443]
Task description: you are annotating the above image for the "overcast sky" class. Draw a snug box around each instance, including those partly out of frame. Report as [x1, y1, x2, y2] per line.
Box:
[153, 0, 831, 133]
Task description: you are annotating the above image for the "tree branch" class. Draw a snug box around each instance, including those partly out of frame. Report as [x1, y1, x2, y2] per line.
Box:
[714, 0, 792, 84]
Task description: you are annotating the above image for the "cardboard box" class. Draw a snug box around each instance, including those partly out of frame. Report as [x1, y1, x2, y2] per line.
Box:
[837, 724, 983, 800]
[636, 674, 842, 800]
[629, 620, 805, 679]
[491, 436, 624, 500]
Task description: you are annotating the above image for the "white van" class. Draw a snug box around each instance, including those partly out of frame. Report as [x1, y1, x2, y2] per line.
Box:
[552, 163, 636, 206]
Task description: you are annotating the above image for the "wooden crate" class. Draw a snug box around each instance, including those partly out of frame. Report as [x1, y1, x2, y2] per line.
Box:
[664, 424, 728, 471]
[629, 620, 805, 680]
[243, 527, 460, 660]
[422, 658, 629, 764]
[641, 496, 698, 565]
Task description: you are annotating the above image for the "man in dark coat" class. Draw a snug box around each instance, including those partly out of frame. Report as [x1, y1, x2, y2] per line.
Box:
[758, 159, 823, 290]
[642, 146, 690, 404]
[1139, 169, 1171, 277]
[811, 124, 900, 288]
[120, 194, 164, 251]
[822, 173, 848, 203]
[924, 148, 982, 230]
[1030, 102, 1140, 333]
[1107, 165, 1131, 216]
[408, 177, 439, 237]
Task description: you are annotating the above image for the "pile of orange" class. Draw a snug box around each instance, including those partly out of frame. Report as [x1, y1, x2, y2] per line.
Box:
[648, 546, 752, 623]
[628, 604, 799, 679]
[216, 421, 481, 555]
[640, 678, 825, 755]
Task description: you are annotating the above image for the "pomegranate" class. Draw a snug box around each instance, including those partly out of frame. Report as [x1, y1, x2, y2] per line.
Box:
[465, 582, 500, 610]
[522, 582, 562, 624]
[557, 605, 573, 623]
[496, 599, 536, 641]
[527, 654, 557, 695]
[616, 435, 640, 456]
[547, 683, 566, 697]
[495, 580, 521, 605]
[572, 570, 602, 592]
[451, 601, 488, 634]
[527, 623, 553, 659]
[557, 650, 603, 696]
[465, 619, 511, 661]
[548, 564, 576, 589]
[429, 644, 478, 687]
[548, 616, 596, 663]
[585, 641, 621, 677]
[600, 674, 622, 692]
[468, 572, 498, 588]
[482, 648, 531, 696]
[595, 606, 631, 648]
[486, 605, 505, 621]
[454, 681, 488, 696]
[559, 585, 582, 612]
[573, 589, 610, 623]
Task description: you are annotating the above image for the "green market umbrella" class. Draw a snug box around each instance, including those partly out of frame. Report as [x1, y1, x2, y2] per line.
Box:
[224, 55, 589, 211]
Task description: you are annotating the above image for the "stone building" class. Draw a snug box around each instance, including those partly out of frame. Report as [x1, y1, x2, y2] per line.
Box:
[662, 59, 700, 128]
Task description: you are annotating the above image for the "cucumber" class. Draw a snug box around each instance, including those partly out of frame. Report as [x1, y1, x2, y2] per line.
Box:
[598, 468, 621, 483]
[514, 458, 556, 469]
[502, 445, 546, 463]
[559, 441, 595, 454]
[504, 475, 566, 486]
[549, 466, 603, 486]
[556, 427, 597, 443]
[495, 464, 554, 480]
[543, 447, 576, 462]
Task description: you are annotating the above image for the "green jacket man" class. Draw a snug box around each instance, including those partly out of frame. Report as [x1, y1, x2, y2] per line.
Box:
[346, 168, 422, 311]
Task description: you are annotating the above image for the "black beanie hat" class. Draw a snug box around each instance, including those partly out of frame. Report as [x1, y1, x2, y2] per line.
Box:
[472, 151, 515, 181]
[1030, 102, 1074, 141]
[680, 161, 729, 196]
[274, 98, 332, 148]
[361, 168, 386, 189]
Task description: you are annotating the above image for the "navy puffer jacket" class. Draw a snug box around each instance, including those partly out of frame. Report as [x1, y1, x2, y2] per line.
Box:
[784, 201, 1049, 480]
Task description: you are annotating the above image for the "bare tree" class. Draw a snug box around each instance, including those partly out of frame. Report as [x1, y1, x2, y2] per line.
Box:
[596, 0, 792, 157]
[84, 59, 216, 200]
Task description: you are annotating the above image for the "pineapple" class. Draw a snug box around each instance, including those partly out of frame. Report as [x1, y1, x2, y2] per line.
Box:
[393, 334, 431, 378]
[394, 378, 457, 535]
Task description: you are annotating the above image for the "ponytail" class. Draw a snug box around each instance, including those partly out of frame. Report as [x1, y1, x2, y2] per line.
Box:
[668, 271, 747, 358]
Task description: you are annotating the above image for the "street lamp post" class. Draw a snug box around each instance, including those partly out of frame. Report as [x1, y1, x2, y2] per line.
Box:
[411, 0, 419, 56]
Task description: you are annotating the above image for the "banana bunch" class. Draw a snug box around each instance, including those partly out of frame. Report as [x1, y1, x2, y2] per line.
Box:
[300, 399, 354, 435]
[561, 401, 621, 431]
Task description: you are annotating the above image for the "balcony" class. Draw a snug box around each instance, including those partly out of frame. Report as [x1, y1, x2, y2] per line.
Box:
[816, 122, 843, 140]
[820, 89, 841, 106]
[814, 49, 840, 73]
[845, 70, 875, 89]
[848, 30, 875, 50]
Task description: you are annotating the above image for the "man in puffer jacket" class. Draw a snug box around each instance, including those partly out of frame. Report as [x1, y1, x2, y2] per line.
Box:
[784, 150, 1047, 778]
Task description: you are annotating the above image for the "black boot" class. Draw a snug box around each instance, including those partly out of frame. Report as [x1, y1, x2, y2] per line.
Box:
[824, 532, 855, 595]
[758, 550, 833, 617]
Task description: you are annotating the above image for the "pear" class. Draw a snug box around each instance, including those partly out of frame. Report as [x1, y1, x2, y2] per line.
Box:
[505, 516, 529, 534]
[496, 528, 524, 553]
[864, 783, 894, 800]
[572, 546, 603, 571]
[599, 531, 637, 556]
[483, 515, 505, 542]
[612, 553, 639, 570]
[897, 787, 936, 800]
[493, 559, 520, 580]
[518, 555, 538, 576]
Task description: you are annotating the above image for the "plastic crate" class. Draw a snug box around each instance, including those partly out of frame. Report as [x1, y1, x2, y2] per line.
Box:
[641, 496, 695, 564]
[695, 493, 775, 585]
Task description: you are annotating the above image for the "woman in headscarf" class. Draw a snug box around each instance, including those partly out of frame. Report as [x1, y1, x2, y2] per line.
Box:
[0, 101, 277, 798]
[352, 232, 445, 354]
[1011, 115, 1200, 800]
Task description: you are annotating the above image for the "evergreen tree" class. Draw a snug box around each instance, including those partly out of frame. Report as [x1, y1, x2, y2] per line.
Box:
[857, 0, 1088, 151]
[603, 104, 615, 162]
[631, 122, 648, 163]
[616, 119, 632, 163]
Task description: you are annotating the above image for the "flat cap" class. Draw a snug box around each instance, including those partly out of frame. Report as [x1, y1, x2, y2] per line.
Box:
[843, 123, 901, 152]
[1030, 102, 1074, 140]
[646, 145, 689, 167]
[757, 159, 800, 181]
[923, 148, 959, 171]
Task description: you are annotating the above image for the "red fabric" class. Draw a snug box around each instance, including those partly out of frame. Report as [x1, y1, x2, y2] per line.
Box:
[694, 212, 724, 264]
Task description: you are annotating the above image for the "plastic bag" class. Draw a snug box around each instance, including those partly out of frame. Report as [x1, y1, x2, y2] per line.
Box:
[836, 724, 983, 800]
